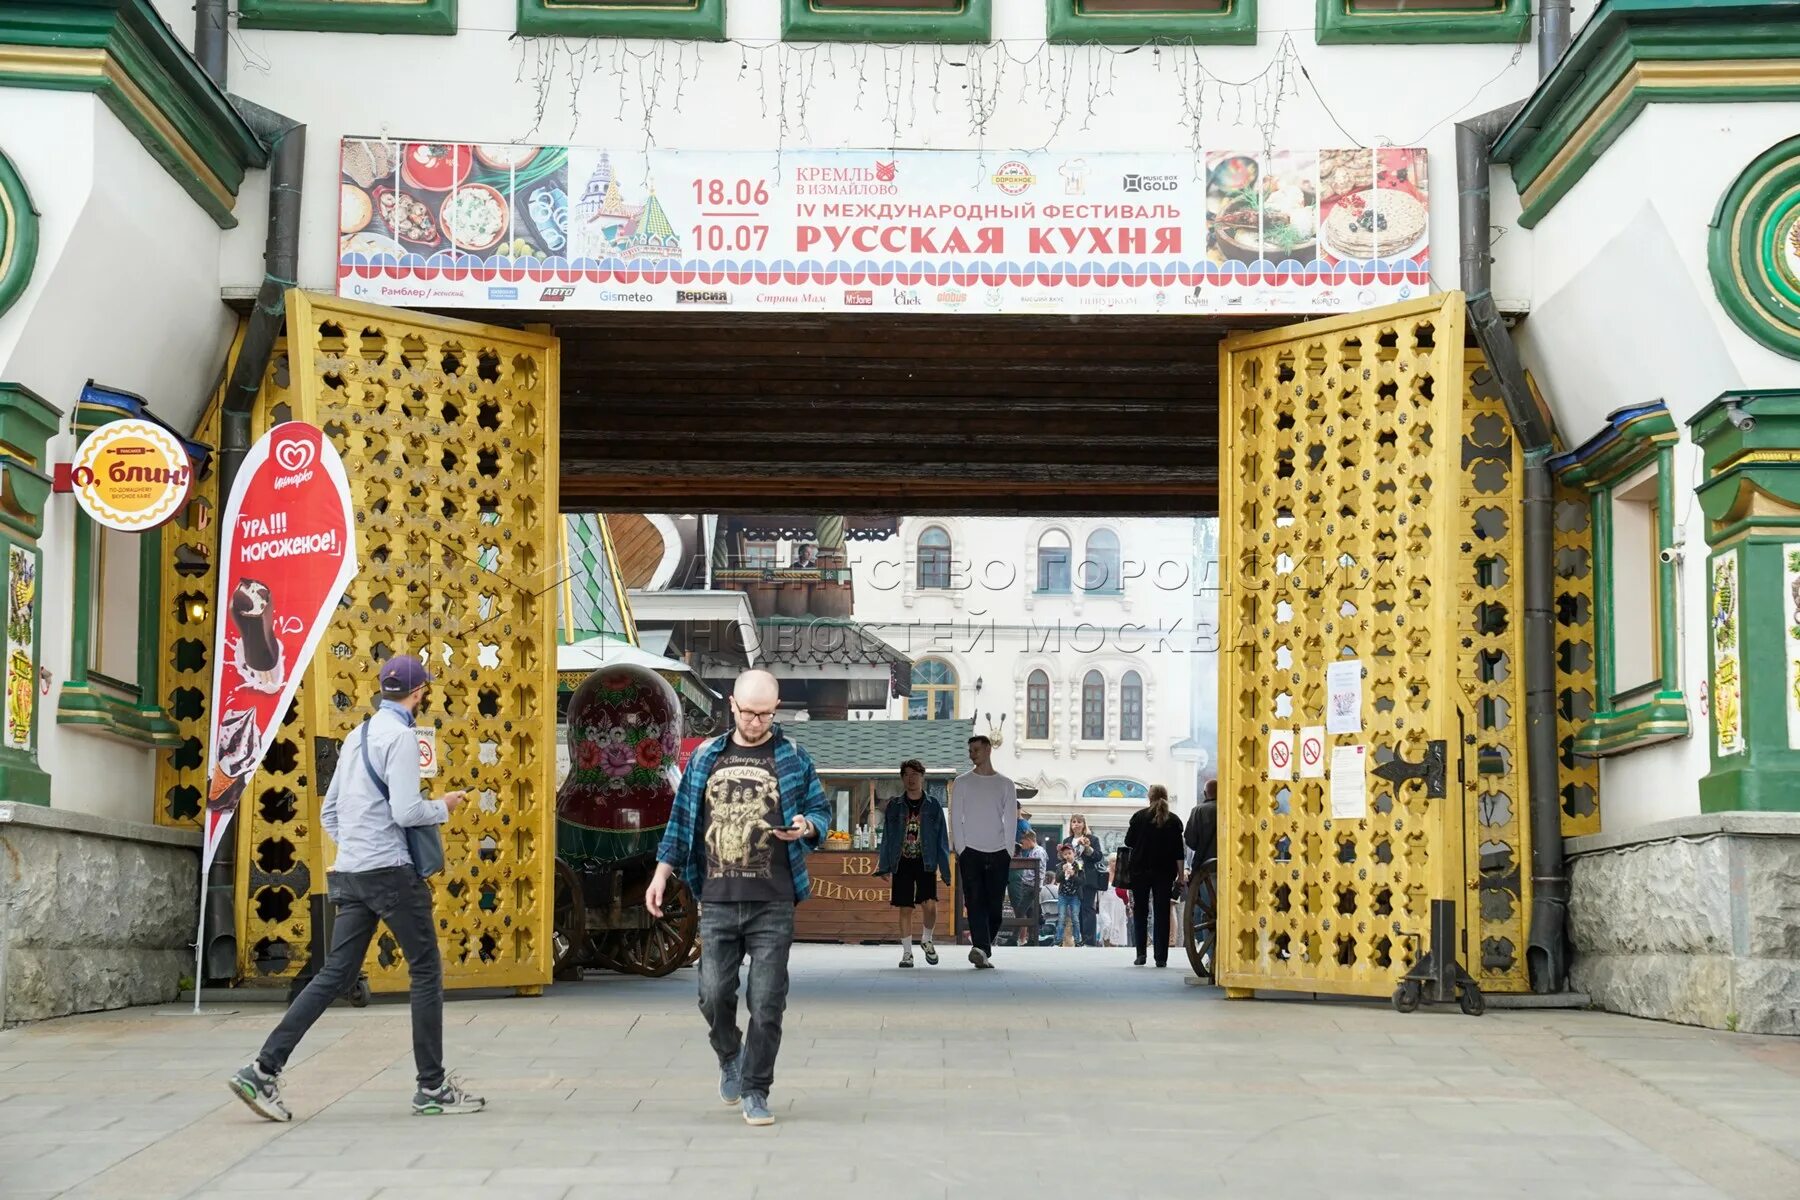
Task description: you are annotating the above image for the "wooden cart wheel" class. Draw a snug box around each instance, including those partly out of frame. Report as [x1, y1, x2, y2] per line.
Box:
[1182, 866, 1217, 983]
[552, 860, 591, 980]
[620, 877, 700, 978]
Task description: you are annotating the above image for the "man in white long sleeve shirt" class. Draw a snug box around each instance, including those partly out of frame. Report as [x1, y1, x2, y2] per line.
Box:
[228, 655, 483, 1122]
[950, 735, 1016, 969]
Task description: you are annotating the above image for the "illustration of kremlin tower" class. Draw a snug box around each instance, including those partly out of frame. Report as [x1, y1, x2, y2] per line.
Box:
[621, 191, 681, 260]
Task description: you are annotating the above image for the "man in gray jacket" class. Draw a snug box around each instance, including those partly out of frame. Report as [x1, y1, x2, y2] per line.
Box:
[227, 655, 483, 1122]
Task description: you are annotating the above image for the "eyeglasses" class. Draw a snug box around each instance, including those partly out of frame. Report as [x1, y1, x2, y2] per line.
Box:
[735, 705, 778, 721]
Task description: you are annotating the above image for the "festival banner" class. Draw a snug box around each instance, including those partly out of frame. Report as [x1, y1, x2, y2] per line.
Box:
[337, 143, 1430, 315]
[201, 422, 358, 873]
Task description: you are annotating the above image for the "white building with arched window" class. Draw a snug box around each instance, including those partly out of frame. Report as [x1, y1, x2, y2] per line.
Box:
[849, 516, 1205, 845]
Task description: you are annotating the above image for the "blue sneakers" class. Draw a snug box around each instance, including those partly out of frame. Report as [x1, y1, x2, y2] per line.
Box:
[742, 1091, 774, 1126]
[719, 1052, 744, 1106]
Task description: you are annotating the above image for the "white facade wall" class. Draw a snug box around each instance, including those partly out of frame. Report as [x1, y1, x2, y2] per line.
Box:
[849, 516, 1199, 838]
[192, 0, 1539, 305]
[0, 91, 233, 824]
[1514, 105, 1800, 835]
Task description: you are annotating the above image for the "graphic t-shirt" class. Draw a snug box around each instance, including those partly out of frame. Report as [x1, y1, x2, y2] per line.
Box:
[901, 799, 924, 859]
[1054, 858, 1083, 898]
[701, 737, 793, 903]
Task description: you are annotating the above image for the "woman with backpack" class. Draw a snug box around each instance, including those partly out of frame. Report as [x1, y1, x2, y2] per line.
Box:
[1122, 784, 1186, 967]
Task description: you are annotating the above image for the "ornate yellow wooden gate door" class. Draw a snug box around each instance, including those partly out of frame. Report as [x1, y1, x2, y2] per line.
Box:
[1216, 294, 1517, 1008]
[250, 294, 560, 993]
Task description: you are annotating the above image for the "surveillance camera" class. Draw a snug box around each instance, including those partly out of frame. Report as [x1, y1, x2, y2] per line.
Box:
[1726, 403, 1757, 431]
[1659, 547, 1683, 565]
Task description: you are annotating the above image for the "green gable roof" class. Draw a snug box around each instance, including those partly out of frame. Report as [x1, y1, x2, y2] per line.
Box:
[784, 719, 974, 776]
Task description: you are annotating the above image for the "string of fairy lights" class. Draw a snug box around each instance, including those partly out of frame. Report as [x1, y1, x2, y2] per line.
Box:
[499, 32, 1474, 163]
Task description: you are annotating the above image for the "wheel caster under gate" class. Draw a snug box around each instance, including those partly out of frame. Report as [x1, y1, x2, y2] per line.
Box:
[1391, 898, 1485, 1016]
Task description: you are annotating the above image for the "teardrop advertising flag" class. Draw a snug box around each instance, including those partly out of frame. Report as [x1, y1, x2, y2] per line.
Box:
[201, 422, 358, 874]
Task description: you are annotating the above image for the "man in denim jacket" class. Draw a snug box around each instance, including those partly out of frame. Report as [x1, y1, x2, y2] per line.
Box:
[873, 759, 952, 968]
[647, 669, 831, 1127]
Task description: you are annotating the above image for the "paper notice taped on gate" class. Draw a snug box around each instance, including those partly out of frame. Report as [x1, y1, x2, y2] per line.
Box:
[1267, 729, 1295, 781]
[1326, 660, 1363, 735]
[1299, 726, 1326, 778]
[1329, 744, 1368, 820]
[417, 727, 439, 778]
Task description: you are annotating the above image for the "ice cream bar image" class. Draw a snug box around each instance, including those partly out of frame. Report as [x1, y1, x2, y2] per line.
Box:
[210, 707, 261, 808]
[230, 580, 279, 675]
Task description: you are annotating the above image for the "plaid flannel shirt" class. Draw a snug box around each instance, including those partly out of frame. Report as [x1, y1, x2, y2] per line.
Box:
[657, 726, 832, 904]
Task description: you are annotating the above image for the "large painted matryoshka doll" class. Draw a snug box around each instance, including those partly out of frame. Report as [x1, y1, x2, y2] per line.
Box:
[556, 664, 683, 862]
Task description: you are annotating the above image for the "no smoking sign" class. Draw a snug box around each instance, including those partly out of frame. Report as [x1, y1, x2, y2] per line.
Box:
[1300, 726, 1325, 779]
[1267, 730, 1295, 781]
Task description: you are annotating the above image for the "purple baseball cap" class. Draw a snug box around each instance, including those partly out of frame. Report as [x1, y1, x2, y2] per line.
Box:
[378, 654, 432, 698]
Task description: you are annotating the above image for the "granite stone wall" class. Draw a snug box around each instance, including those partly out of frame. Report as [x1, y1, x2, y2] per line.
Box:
[0, 804, 199, 1027]
[1569, 816, 1800, 1035]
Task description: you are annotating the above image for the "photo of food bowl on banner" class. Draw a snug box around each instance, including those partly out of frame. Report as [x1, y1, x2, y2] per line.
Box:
[337, 143, 1429, 313]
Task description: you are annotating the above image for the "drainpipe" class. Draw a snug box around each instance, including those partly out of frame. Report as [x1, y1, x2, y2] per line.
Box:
[195, 0, 230, 87]
[1538, 0, 1574, 80]
[1457, 102, 1568, 994]
[200, 97, 307, 985]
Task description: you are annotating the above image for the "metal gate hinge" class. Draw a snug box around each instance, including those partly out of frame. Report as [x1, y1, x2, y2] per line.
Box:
[1372, 739, 1447, 799]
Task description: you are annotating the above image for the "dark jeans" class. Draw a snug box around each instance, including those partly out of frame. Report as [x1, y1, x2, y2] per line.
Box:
[959, 848, 1011, 955]
[698, 900, 795, 1096]
[258, 866, 444, 1089]
[1132, 876, 1176, 965]
[1079, 887, 1101, 946]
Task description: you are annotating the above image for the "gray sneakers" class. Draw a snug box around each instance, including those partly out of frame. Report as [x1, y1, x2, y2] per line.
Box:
[742, 1091, 774, 1126]
[228, 1062, 290, 1123]
[719, 1051, 744, 1106]
[412, 1071, 486, 1116]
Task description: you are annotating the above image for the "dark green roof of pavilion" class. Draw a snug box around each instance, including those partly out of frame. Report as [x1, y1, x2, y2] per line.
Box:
[783, 719, 974, 775]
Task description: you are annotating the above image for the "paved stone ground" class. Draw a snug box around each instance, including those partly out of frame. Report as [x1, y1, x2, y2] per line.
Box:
[3, 945, 1799, 1200]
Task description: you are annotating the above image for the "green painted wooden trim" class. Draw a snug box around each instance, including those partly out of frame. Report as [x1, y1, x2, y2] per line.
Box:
[1572, 693, 1691, 757]
[1492, 2, 1800, 228]
[1697, 535, 1800, 812]
[240, 0, 457, 35]
[57, 393, 178, 744]
[781, 0, 991, 43]
[518, 0, 725, 38]
[0, 755, 53, 804]
[1656, 444, 1680, 689]
[0, 150, 41, 320]
[1315, 0, 1527, 45]
[1590, 489, 1614, 703]
[0, 383, 61, 541]
[55, 684, 182, 747]
[1046, 0, 1256, 46]
[1552, 406, 1679, 490]
[1708, 134, 1800, 361]
[0, 1, 268, 228]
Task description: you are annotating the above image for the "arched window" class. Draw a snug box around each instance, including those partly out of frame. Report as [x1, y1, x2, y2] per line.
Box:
[1027, 670, 1050, 740]
[909, 659, 957, 720]
[1120, 671, 1143, 741]
[1083, 528, 1122, 594]
[1037, 530, 1072, 594]
[1081, 669, 1106, 740]
[917, 526, 952, 589]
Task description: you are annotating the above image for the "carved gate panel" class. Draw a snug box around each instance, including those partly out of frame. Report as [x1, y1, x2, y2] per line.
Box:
[1217, 295, 1477, 997]
[284, 293, 560, 992]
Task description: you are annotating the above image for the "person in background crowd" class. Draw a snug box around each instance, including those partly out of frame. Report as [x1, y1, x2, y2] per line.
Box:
[1124, 784, 1186, 968]
[950, 734, 1016, 970]
[647, 668, 832, 1127]
[228, 655, 482, 1123]
[1061, 813, 1105, 947]
[1109, 851, 1134, 948]
[873, 759, 952, 969]
[1013, 829, 1049, 944]
[1052, 844, 1085, 946]
[1185, 779, 1217, 874]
